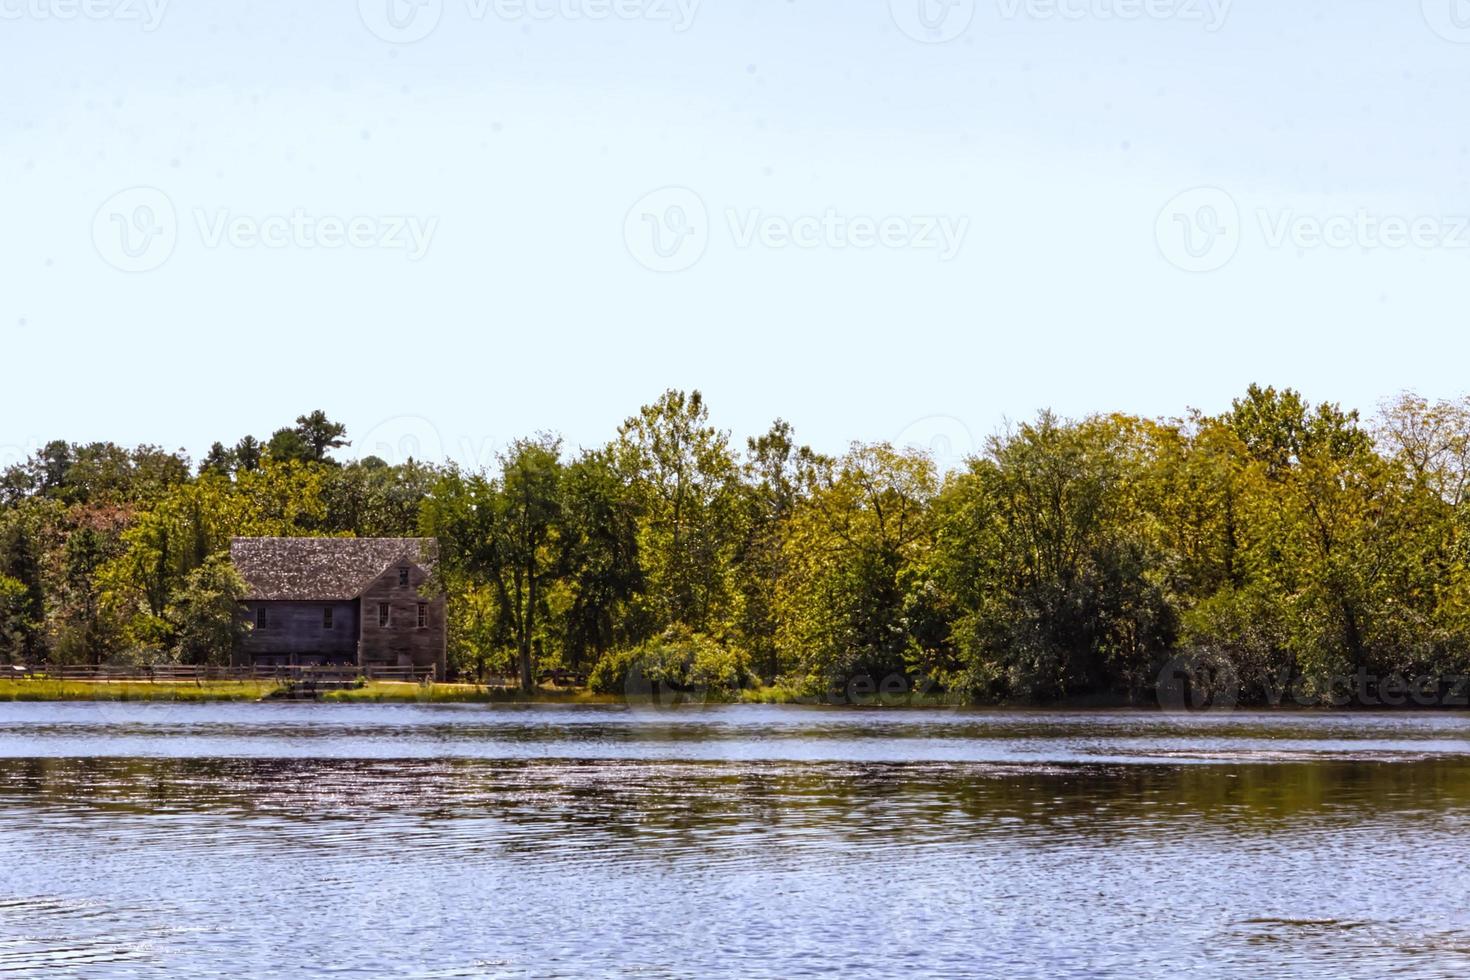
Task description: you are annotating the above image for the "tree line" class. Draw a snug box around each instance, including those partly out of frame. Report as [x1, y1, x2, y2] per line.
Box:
[4, 387, 1470, 703]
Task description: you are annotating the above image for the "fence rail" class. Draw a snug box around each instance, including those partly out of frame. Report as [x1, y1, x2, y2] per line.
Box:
[6, 664, 439, 684]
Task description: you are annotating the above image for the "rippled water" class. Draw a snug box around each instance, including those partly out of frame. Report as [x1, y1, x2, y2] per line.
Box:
[2, 705, 1469, 978]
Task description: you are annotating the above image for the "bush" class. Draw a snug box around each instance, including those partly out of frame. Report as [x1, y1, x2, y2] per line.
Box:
[588, 628, 756, 696]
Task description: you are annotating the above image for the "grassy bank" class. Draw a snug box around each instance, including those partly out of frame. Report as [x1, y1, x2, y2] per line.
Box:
[0, 678, 965, 707]
[320, 682, 619, 704]
[0, 679, 620, 704]
[0, 679, 282, 702]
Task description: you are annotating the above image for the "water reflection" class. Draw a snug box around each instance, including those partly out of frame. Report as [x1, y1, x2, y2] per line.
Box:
[1, 707, 1469, 978]
[3, 703, 1469, 762]
[5, 756, 1470, 848]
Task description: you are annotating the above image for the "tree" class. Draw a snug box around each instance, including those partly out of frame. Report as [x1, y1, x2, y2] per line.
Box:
[556, 448, 645, 668]
[266, 427, 313, 464]
[734, 421, 821, 680]
[615, 390, 742, 633]
[0, 513, 46, 661]
[98, 463, 328, 647]
[323, 459, 439, 537]
[777, 444, 941, 691]
[27, 441, 73, 497]
[199, 442, 235, 477]
[1225, 384, 1312, 478]
[935, 413, 1175, 701]
[10, 441, 189, 506]
[495, 437, 564, 688]
[125, 445, 192, 499]
[0, 575, 32, 663]
[423, 437, 564, 690]
[14, 384, 1470, 704]
[53, 515, 128, 665]
[266, 412, 349, 465]
[233, 435, 263, 472]
[167, 555, 250, 665]
[295, 410, 350, 462]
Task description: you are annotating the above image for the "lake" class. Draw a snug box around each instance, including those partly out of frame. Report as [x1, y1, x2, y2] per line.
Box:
[2, 703, 1469, 978]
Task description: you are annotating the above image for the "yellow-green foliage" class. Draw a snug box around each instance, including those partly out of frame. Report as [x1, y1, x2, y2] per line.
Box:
[13, 388, 1470, 708]
[588, 628, 755, 695]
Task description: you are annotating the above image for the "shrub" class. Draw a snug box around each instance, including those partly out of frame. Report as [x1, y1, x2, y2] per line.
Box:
[588, 628, 756, 696]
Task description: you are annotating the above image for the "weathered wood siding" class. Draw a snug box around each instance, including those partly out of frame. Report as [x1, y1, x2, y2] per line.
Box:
[236, 600, 360, 666]
[357, 561, 447, 678]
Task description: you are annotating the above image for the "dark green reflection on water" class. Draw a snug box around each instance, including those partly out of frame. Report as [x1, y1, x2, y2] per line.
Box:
[4, 756, 1469, 850]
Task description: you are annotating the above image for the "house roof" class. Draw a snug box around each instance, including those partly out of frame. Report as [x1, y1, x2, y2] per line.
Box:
[229, 537, 438, 601]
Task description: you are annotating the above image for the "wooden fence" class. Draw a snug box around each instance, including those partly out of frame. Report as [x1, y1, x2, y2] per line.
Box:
[7, 664, 438, 684]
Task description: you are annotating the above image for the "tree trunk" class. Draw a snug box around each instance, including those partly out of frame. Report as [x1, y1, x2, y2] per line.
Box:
[519, 559, 537, 691]
[518, 638, 533, 691]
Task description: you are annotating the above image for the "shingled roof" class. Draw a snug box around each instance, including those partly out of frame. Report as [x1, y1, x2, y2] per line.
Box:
[229, 537, 438, 601]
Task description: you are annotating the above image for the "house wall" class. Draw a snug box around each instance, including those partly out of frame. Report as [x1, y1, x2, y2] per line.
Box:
[236, 600, 360, 666]
[357, 561, 447, 678]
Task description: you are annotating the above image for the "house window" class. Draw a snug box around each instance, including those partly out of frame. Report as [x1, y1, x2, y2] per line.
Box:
[398, 567, 409, 587]
[323, 607, 333, 630]
[255, 606, 269, 630]
[417, 603, 428, 629]
[378, 602, 391, 628]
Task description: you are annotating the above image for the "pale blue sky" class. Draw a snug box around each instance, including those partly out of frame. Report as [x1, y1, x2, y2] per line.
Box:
[3, 0, 1469, 470]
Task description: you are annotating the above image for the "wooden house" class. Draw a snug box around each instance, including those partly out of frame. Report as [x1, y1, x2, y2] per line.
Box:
[230, 537, 446, 678]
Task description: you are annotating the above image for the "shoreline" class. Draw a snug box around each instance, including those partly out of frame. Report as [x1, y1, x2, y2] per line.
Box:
[4, 680, 1470, 712]
[0, 680, 617, 705]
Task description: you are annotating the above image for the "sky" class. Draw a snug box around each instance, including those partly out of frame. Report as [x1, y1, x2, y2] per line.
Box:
[3, 0, 1470, 472]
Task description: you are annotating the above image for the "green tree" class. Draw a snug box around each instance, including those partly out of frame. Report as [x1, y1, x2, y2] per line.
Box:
[323, 459, 439, 536]
[936, 413, 1175, 701]
[734, 420, 821, 680]
[265, 412, 349, 465]
[496, 437, 564, 689]
[266, 427, 313, 464]
[0, 513, 46, 660]
[615, 390, 742, 633]
[26, 441, 73, 497]
[294, 410, 350, 462]
[556, 448, 645, 668]
[424, 437, 565, 690]
[233, 435, 263, 472]
[777, 443, 941, 692]
[199, 442, 235, 477]
[167, 555, 250, 665]
[53, 517, 127, 665]
[98, 464, 328, 645]
[0, 575, 31, 663]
